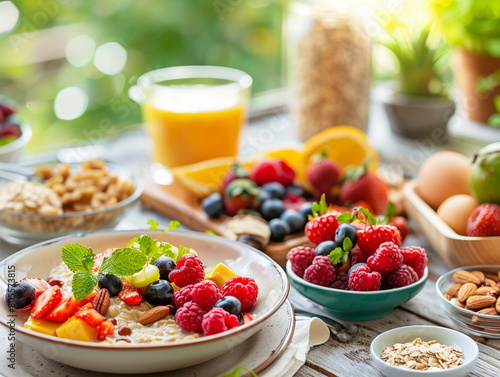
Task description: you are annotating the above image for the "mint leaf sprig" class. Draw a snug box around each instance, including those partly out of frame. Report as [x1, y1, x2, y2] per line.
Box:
[62, 219, 182, 301]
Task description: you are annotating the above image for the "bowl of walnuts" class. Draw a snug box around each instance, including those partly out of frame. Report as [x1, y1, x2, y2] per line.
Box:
[0, 159, 143, 247]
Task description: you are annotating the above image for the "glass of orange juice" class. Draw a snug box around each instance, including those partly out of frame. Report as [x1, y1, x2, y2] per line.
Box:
[130, 66, 252, 175]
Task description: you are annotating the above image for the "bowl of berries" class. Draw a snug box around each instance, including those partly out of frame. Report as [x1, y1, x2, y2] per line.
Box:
[286, 208, 428, 320]
[0, 227, 289, 373]
[0, 100, 32, 163]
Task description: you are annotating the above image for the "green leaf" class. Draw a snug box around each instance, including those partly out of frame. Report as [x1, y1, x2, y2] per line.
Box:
[61, 244, 95, 273]
[176, 245, 193, 261]
[488, 114, 500, 127]
[147, 219, 160, 231]
[149, 242, 175, 263]
[336, 211, 353, 224]
[221, 366, 258, 377]
[167, 220, 180, 232]
[328, 247, 348, 265]
[136, 234, 155, 258]
[99, 248, 147, 276]
[342, 237, 353, 253]
[205, 230, 217, 236]
[72, 271, 98, 301]
[357, 207, 377, 226]
[311, 194, 328, 217]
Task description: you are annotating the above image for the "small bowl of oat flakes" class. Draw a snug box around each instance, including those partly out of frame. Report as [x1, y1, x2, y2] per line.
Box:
[0, 159, 143, 246]
[370, 325, 478, 376]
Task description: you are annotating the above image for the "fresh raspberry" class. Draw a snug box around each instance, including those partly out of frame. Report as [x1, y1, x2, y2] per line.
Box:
[191, 280, 222, 310]
[350, 245, 365, 265]
[172, 285, 194, 309]
[201, 307, 240, 336]
[366, 242, 404, 274]
[222, 276, 258, 312]
[303, 258, 336, 286]
[399, 246, 428, 278]
[357, 224, 402, 258]
[305, 212, 340, 245]
[330, 271, 348, 290]
[168, 254, 205, 288]
[306, 158, 341, 197]
[249, 159, 295, 186]
[385, 264, 419, 289]
[175, 301, 206, 333]
[348, 265, 381, 291]
[286, 246, 316, 277]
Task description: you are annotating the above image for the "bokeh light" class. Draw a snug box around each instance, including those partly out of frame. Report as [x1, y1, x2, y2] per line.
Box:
[66, 35, 96, 67]
[94, 42, 127, 75]
[0, 2, 19, 34]
[54, 87, 89, 120]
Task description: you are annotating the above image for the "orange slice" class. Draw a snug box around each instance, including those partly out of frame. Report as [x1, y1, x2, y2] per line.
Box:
[298, 126, 379, 187]
[172, 157, 252, 198]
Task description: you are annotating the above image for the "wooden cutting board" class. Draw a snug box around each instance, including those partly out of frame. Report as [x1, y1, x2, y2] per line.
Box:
[140, 179, 310, 267]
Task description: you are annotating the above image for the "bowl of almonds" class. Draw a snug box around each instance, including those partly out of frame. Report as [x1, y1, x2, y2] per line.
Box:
[0, 159, 143, 247]
[436, 265, 500, 338]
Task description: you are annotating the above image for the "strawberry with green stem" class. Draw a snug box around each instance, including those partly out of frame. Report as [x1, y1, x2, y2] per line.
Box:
[304, 194, 341, 245]
[223, 178, 260, 216]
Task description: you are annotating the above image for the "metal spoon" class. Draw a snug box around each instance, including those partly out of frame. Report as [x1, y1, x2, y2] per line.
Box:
[295, 310, 358, 343]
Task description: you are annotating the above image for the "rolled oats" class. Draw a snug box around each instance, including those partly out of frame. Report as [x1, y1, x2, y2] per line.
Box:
[380, 338, 464, 370]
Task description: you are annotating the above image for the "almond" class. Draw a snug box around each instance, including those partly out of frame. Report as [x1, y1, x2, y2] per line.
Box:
[475, 286, 497, 296]
[137, 305, 171, 325]
[471, 270, 486, 284]
[458, 283, 478, 303]
[485, 273, 500, 283]
[497, 297, 500, 314]
[92, 288, 110, 316]
[445, 283, 462, 299]
[466, 295, 497, 311]
[450, 298, 465, 308]
[485, 278, 497, 288]
[452, 270, 481, 285]
[478, 307, 499, 316]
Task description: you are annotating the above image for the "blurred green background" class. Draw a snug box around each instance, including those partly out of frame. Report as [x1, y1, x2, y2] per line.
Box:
[0, 0, 285, 153]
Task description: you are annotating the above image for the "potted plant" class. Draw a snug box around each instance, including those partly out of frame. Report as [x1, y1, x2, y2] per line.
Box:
[430, 0, 500, 125]
[376, 12, 455, 138]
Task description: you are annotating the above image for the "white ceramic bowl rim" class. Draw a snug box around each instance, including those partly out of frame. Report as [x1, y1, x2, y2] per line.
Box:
[0, 229, 289, 350]
[436, 265, 500, 320]
[370, 325, 479, 375]
[287, 261, 429, 294]
[0, 161, 144, 217]
[0, 123, 32, 154]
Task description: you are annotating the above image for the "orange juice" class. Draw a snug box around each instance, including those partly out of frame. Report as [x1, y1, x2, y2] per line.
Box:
[142, 101, 246, 168]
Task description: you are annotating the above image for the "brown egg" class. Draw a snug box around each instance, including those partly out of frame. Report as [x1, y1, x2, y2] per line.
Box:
[437, 194, 479, 235]
[418, 151, 472, 209]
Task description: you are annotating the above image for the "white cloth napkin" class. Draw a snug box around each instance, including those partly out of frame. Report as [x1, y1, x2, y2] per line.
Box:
[259, 317, 330, 377]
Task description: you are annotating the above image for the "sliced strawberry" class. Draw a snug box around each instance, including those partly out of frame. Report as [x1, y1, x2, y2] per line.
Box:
[30, 286, 63, 319]
[97, 320, 115, 341]
[92, 248, 117, 272]
[19, 277, 51, 299]
[242, 312, 254, 324]
[76, 308, 106, 327]
[118, 281, 143, 305]
[79, 291, 97, 307]
[45, 295, 80, 322]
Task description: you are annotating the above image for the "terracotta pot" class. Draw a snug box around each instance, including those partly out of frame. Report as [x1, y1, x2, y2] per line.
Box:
[452, 48, 500, 124]
[381, 87, 455, 139]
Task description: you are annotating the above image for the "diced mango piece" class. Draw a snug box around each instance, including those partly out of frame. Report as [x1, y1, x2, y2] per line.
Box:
[56, 316, 98, 342]
[170, 282, 181, 291]
[24, 316, 61, 336]
[205, 262, 238, 288]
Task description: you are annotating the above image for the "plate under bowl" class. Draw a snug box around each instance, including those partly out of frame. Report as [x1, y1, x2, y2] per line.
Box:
[0, 229, 289, 374]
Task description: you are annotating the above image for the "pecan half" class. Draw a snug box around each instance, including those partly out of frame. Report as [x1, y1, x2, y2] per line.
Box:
[93, 288, 111, 316]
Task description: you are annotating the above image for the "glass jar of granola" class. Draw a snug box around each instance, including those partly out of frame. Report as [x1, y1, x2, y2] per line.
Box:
[286, 0, 372, 140]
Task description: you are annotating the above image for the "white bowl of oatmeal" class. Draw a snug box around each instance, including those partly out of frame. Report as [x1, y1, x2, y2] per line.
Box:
[370, 325, 478, 377]
[0, 229, 289, 374]
[0, 159, 143, 247]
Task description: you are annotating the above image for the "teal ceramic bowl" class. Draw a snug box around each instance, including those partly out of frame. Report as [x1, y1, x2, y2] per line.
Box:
[287, 262, 428, 321]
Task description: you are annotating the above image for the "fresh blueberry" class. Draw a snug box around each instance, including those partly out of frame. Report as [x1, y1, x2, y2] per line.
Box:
[298, 201, 313, 219]
[214, 296, 242, 316]
[4, 282, 36, 309]
[269, 218, 290, 242]
[335, 223, 358, 246]
[154, 257, 176, 281]
[315, 240, 342, 256]
[144, 280, 174, 306]
[201, 192, 225, 218]
[285, 183, 311, 198]
[260, 182, 286, 199]
[260, 198, 286, 221]
[280, 209, 306, 234]
[98, 274, 123, 297]
[258, 189, 272, 205]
